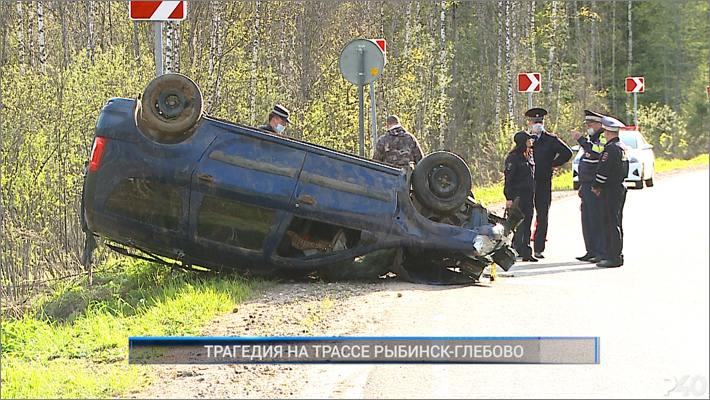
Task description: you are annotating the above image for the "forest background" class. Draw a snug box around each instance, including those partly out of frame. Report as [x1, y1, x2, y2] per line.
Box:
[1, 1, 708, 307]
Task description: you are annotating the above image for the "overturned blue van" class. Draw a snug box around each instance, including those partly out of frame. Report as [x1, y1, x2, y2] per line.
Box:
[81, 74, 521, 284]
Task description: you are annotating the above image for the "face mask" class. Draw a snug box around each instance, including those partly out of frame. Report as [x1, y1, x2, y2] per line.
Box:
[532, 123, 543, 134]
[275, 124, 286, 134]
[587, 128, 595, 135]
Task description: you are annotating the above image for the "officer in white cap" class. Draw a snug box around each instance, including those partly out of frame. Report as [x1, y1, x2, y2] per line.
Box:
[258, 104, 291, 135]
[570, 110, 607, 263]
[591, 116, 629, 268]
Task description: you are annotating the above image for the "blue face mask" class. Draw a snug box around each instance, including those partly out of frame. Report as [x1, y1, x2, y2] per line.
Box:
[275, 124, 286, 134]
[532, 123, 543, 134]
[587, 128, 595, 135]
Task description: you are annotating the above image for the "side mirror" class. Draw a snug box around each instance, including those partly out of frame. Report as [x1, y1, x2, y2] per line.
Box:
[571, 145, 580, 152]
[641, 144, 653, 150]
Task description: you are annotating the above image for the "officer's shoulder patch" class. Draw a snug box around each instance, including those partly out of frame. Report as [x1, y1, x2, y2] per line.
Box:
[506, 162, 512, 171]
[601, 152, 608, 163]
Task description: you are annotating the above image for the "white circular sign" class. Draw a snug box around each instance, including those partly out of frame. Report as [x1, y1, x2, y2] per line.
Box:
[338, 39, 385, 85]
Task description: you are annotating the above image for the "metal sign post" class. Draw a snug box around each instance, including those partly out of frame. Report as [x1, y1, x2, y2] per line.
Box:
[338, 39, 385, 157]
[154, 22, 163, 76]
[370, 82, 377, 154]
[633, 92, 638, 126]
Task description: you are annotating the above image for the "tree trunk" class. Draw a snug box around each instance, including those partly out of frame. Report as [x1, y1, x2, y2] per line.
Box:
[86, 0, 94, 63]
[529, 1, 535, 65]
[173, 21, 180, 73]
[17, 1, 24, 74]
[495, 1, 502, 130]
[404, 1, 412, 56]
[547, 1, 557, 98]
[611, 2, 616, 115]
[251, 1, 260, 126]
[165, 21, 173, 73]
[505, 1, 513, 122]
[37, 2, 45, 73]
[438, 0, 445, 150]
[27, 1, 33, 69]
[60, 2, 69, 68]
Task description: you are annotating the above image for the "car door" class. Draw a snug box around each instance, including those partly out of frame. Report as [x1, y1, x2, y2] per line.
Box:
[291, 152, 398, 231]
[188, 128, 306, 267]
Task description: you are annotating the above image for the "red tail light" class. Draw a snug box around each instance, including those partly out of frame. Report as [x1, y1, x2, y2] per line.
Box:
[88, 137, 109, 172]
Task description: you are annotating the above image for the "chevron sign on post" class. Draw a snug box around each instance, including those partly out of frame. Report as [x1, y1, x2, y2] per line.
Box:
[518, 73, 541, 92]
[626, 77, 644, 93]
[130, 1, 185, 21]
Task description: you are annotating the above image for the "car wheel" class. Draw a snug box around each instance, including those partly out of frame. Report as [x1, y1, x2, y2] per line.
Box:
[412, 152, 472, 216]
[138, 73, 203, 143]
[645, 177, 654, 187]
[634, 180, 644, 189]
[573, 181, 580, 190]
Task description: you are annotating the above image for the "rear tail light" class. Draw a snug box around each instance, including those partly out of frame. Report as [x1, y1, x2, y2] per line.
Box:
[88, 137, 109, 172]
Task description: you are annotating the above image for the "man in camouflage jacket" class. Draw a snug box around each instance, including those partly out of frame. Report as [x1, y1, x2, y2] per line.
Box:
[373, 115, 424, 167]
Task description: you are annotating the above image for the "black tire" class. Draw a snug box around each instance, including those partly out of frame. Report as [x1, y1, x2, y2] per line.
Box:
[645, 177, 654, 187]
[139, 73, 203, 142]
[412, 152, 472, 216]
[634, 180, 644, 189]
[573, 181, 580, 190]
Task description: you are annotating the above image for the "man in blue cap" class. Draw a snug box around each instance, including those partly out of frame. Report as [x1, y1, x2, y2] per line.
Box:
[525, 107, 573, 259]
[591, 116, 629, 268]
[571, 110, 607, 263]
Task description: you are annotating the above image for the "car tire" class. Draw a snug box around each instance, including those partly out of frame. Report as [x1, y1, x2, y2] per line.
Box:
[634, 180, 644, 189]
[573, 181, 580, 190]
[138, 73, 203, 143]
[412, 152, 472, 216]
[645, 177, 654, 187]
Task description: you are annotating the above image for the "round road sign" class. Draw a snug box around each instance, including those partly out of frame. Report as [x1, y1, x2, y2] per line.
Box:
[339, 39, 385, 85]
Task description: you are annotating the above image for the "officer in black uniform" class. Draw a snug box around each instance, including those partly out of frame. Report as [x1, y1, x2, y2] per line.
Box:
[504, 130, 536, 261]
[592, 116, 629, 268]
[571, 110, 607, 263]
[526, 108, 573, 259]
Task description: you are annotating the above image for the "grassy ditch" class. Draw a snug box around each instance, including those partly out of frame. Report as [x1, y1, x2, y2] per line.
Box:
[1, 259, 253, 399]
[473, 153, 708, 206]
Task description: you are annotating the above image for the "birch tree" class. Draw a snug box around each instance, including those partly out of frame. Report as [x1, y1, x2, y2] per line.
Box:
[547, 1, 557, 98]
[17, 1, 24, 74]
[504, 1, 513, 122]
[165, 21, 172, 73]
[250, 1, 260, 126]
[37, 1, 44, 73]
[438, 0, 445, 150]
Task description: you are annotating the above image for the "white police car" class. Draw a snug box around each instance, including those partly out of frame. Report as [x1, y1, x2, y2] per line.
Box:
[572, 126, 655, 190]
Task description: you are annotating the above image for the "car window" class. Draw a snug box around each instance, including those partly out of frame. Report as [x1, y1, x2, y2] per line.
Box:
[104, 178, 182, 231]
[619, 133, 637, 148]
[197, 196, 275, 251]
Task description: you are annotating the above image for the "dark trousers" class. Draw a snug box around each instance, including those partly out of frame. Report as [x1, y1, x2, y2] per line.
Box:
[600, 183, 626, 264]
[533, 180, 551, 254]
[509, 190, 534, 258]
[580, 182, 605, 258]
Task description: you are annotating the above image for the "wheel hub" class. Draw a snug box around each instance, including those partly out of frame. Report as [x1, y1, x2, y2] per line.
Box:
[428, 165, 459, 198]
[156, 88, 186, 118]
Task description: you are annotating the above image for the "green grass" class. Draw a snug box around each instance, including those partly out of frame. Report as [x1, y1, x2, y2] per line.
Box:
[473, 153, 708, 206]
[1, 259, 254, 399]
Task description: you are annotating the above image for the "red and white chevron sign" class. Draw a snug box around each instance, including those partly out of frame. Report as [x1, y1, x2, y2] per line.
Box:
[518, 73, 541, 92]
[626, 77, 644, 93]
[130, 1, 185, 21]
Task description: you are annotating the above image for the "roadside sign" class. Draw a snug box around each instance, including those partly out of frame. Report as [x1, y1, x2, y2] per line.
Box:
[130, 1, 186, 21]
[626, 77, 644, 93]
[370, 39, 386, 65]
[518, 73, 541, 92]
[706, 86, 709, 99]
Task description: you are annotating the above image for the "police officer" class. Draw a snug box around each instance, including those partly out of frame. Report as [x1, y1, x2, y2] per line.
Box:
[570, 110, 607, 263]
[258, 104, 291, 135]
[504, 131, 536, 261]
[373, 115, 424, 167]
[526, 108, 573, 259]
[592, 116, 629, 268]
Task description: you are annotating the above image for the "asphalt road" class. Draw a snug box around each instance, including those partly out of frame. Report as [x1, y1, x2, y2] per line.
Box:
[306, 168, 709, 399]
